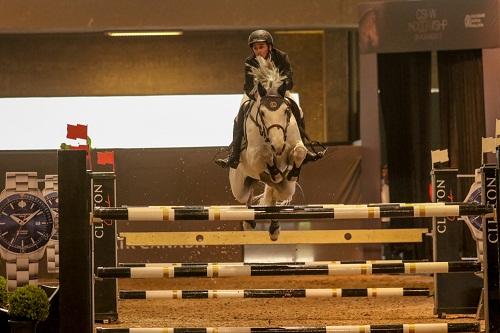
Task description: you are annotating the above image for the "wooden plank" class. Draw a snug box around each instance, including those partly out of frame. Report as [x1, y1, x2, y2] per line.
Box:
[120, 228, 428, 246]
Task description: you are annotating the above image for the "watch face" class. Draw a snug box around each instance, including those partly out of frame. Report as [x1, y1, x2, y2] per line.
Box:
[44, 192, 58, 212]
[0, 193, 54, 254]
[44, 191, 59, 239]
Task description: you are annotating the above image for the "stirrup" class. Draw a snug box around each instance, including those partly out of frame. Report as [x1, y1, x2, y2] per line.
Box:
[303, 150, 325, 164]
[305, 140, 327, 162]
[215, 157, 230, 168]
[215, 157, 240, 169]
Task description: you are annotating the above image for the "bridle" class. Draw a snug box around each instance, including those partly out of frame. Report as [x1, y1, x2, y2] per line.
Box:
[248, 95, 292, 181]
[250, 95, 291, 153]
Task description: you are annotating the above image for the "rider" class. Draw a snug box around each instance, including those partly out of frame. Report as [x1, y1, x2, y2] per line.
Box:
[215, 29, 324, 169]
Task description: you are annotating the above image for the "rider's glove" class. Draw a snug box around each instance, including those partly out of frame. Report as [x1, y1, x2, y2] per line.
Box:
[277, 83, 287, 97]
[257, 82, 267, 97]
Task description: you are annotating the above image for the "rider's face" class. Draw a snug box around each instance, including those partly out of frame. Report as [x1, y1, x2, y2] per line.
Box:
[252, 42, 270, 58]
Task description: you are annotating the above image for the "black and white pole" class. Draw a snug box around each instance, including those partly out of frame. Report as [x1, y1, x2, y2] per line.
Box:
[119, 259, 429, 267]
[119, 287, 430, 299]
[97, 261, 481, 279]
[93, 204, 492, 222]
[95, 322, 480, 333]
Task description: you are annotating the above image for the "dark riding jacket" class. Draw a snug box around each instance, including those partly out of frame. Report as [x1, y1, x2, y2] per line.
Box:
[244, 48, 293, 99]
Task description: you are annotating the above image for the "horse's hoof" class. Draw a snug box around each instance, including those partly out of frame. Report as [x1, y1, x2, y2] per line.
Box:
[269, 222, 280, 241]
[243, 220, 256, 230]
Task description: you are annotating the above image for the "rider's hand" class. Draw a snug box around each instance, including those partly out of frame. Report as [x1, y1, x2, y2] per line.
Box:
[277, 83, 286, 97]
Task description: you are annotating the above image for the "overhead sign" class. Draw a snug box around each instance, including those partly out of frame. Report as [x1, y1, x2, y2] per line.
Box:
[359, 0, 500, 54]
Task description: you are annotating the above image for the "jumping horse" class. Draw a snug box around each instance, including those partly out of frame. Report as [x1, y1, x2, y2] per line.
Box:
[229, 56, 307, 240]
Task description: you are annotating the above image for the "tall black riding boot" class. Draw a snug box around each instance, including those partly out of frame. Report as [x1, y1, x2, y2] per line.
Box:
[215, 101, 248, 169]
[287, 98, 306, 137]
[286, 98, 324, 164]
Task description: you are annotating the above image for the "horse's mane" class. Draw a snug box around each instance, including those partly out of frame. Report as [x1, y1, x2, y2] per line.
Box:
[247, 56, 287, 91]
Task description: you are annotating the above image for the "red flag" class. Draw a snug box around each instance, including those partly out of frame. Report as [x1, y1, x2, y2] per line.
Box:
[97, 151, 115, 170]
[67, 124, 88, 140]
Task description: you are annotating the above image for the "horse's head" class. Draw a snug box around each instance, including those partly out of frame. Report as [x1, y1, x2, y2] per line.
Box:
[248, 57, 292, 157]
[256, 94, 291, 157]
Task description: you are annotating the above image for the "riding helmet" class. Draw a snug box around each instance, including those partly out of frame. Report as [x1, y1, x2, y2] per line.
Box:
[248, 30, 274, 46]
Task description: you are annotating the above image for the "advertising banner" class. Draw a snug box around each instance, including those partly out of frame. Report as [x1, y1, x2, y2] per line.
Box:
[359, 0, 500, 54]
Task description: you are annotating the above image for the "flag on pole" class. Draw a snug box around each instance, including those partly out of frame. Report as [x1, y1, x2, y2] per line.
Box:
[67, 124, 88, 140]
[97, 151, 115, 171]
[431, 149, 449, 165]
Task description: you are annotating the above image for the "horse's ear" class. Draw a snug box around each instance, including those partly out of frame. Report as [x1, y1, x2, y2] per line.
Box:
[257, 82, 267, 98]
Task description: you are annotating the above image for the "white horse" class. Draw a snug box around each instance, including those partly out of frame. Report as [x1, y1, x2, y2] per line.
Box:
[229, 56, 308, 240]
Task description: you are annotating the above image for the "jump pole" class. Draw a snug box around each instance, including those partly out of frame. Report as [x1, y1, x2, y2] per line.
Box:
[151, 202, 479, 209]
[95, 323, 480, 333]
[96, 261, 481, 279]
[93, 204, 492, 222]
[118, 259, 431, 267]
[119, 287, 430, 299]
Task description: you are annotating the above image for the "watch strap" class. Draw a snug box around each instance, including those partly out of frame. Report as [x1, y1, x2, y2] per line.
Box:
[44, 174, 58, 193]
[6, 257, 39, 291]
[46, 240, 59, 274]
[3, 172, 43, 290]
[5, 172, 39, 193]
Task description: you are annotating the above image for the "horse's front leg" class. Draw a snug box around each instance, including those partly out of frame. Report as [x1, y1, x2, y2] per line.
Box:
[287, 142, 307, 181]
[250, 146, 284, 183]
[260, 186, 280, 241]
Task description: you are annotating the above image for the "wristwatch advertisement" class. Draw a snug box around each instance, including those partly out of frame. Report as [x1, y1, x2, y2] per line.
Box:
[0, 172, 55, 290]
[42, 174, 59, 274]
